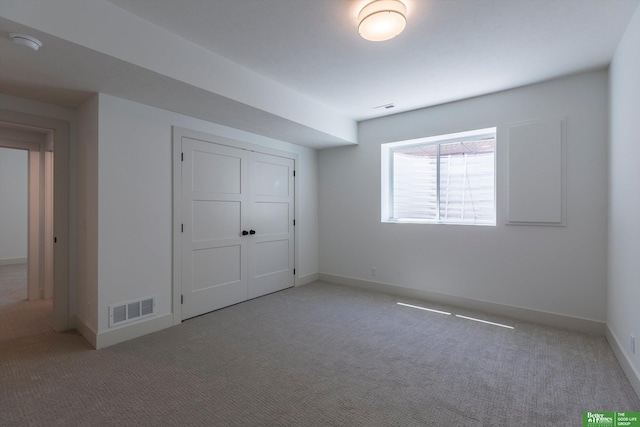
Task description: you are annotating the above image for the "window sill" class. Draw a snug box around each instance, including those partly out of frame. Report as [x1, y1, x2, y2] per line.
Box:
[382, 218, 496, 226]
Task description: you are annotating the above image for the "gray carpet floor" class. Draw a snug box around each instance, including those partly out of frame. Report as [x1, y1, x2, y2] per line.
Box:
[1, 281, 638, 426]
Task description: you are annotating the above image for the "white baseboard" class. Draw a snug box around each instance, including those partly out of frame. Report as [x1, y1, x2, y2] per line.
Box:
[318, 273, 606, 335]
[606, 326, 640, 399]
[0, 257, 27, 266]
[296, 273, 318, 287]
[74, 313, 173, 350]
[95, 313, 174, 349]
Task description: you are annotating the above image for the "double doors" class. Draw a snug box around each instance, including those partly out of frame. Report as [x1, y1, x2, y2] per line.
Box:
[180, 137, 294, 320]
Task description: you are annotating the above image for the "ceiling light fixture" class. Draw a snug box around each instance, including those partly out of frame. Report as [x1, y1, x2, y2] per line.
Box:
[358, 0, 407, 42]
[10, 33, 42, 51]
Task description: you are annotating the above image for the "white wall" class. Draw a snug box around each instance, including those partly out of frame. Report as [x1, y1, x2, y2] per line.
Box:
[77, 94, 99, 333]
[608, 4, 640, 389]
[319, 70, 609, 323]
[0, 147, 28, 262]
[95, 94, 318, 334]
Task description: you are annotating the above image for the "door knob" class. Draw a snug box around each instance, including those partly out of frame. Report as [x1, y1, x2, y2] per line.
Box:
[242, 230, 249, 236]
[249, 230, 256, 235]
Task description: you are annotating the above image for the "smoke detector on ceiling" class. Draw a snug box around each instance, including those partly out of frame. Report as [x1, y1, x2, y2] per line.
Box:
[10, 33, 42, 51]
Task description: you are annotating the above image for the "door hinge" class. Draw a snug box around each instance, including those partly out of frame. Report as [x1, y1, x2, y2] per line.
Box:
[293, 219, 296, 226]
[293, 170, 296, 177]
[293, 269, 296, 275]
[181, 295, 184, 304]
[181, 224, 184, 233]
[181, 152, 184, 161]
[54, 237, 57, 243]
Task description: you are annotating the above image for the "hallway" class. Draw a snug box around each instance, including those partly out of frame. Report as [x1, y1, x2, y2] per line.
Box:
[0, 264, 52, 340]
[0, 263, 27, 305]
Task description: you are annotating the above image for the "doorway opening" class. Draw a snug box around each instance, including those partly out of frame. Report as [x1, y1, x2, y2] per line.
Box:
[0, 146, 29, 305]
[0, 109, 70, 337]
[0, 124, 54, 338]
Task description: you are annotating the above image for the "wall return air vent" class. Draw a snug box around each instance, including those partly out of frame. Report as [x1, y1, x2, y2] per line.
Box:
[109, 296, 155, 328]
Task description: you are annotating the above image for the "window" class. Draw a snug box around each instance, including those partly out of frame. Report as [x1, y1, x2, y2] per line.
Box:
[381, 127, 496, 225]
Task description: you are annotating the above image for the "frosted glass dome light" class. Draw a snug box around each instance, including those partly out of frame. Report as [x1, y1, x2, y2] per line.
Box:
[358, 0, 407, 42]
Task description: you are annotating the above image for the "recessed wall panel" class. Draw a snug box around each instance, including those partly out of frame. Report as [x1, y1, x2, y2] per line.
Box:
[192, 246, 241, 291]
[252, 161, 288, 197]
[253, 202, 289, 234]
[192, 150, 241, 194]
[254, 240, 288, 276]
[192, 201, 240, 241]
[507, 118, 563, 225]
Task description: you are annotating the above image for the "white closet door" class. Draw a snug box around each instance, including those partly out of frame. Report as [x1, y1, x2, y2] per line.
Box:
[181, 138, 249, 320]
[180, 139, 295, 320]
[247, 152, 295, 299]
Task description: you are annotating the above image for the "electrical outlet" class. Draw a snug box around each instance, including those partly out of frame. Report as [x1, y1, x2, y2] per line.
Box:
[631, 334, 635, 355]
[371, 267, 377, 277]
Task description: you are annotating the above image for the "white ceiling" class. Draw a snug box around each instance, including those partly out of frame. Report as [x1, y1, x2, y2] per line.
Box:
[1, 0, 639, 147]
[104, 0, 640, 119]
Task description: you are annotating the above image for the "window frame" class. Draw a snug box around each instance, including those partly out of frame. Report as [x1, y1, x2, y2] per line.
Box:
[381, 127, 497, 226]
